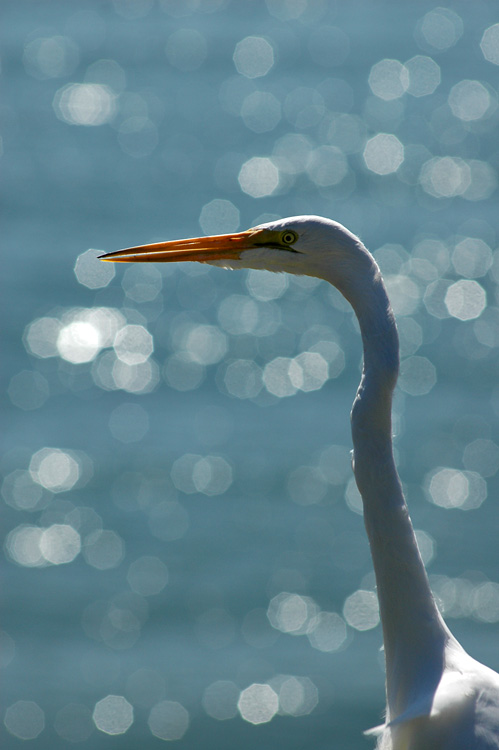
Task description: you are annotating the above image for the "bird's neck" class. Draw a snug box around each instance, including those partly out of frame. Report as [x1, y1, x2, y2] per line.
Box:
[325, 259, 454, 720]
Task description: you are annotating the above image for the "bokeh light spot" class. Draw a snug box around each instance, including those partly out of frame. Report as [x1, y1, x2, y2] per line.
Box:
[127, 556, 169, 596]
[171, 453, 232, 495]
[417, 7, 463, 52]
[8, 370, 49, 411]
[306, 146, 348, 187]
[363, 133, 404, 175]
[233, 37, 274, 79]
[398, 356, 437, 396]
[343, 590, 379, 631]
[238, 157, 279, 198]
[267, 592, 319, 635]
[287, 465, 327, 506]
[84, 529, 125, 569]
[202, 680, 239, 720]
[307, 611, 348, 652]
[4, 700, 45, 740]
[444, 280, 486, 321]
[2, 469, 44, 511]
[246, 269, 288, 300]
[368, 59, 408, 100]
[448, 80, 491, 122]
[23, 35, 79, 80]
[75, 249, 116, 289]
[415, 529, 436, 566]
[223, 359, 263, 399]
[53, 83, 116, 126]
[241, 91, 281, 133]
[92, 695, 133, 735]
[427, 467, 487, 510]
[263, 357, 298, 397]
[148, 700, 189, 740]
[276, 675, 319, 716]
[473, 583, 499, 623]
[24, 317, 61, 359]
[237, 684, 279, 724]
[5, 525, 45, 568]
[114, 324, 154, 365]
[184, 325, 227, 365]
[452, 238, 492, 279]
[57, 321, 101, 364]
[480, 23, 499, 65]
[405, 55, 440, 97]
[463, 439, 499, 478]
[122, 265, 162, 303]
[419, 157, 471, 198]
[199, 199, 240, 235]
[29, 448, 80, 492]
[40, 524, 81, 564]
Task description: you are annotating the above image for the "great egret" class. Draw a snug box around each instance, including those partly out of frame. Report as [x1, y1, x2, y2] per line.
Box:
[100, 215, 499, 748]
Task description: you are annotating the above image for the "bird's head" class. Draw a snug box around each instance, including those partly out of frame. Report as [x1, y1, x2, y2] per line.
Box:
[99, 215, 375, 291]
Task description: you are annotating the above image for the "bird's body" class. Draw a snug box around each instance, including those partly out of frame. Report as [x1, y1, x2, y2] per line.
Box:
[100, 215, 499, 748]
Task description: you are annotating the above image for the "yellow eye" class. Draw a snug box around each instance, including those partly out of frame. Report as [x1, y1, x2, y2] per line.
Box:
[281, 230, 298, 245]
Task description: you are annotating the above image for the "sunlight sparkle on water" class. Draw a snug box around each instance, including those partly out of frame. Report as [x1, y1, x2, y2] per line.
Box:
[6, 3, 499, 744]
[83, 529, 125, 570]
[368, 59, 409, 101]
[480, 23, 499, 65]
[271, 675, 319, 716]
[199, 199, 240, 234]
[75, 249, 116, 289]
[29, 448, 80, 492]
[202, 680, 240, 720]
[343, 590, 380, 631]
[127, 556, 168, 596]
[363, 133, 404, 175]
[445, 280, 486, 320]
[267, 592, 319, 635]
[448, 80, 492, 122]
[237, 684, 279, 724]
[148, 700, 189, 740]
[4, 701, 45, 740]
[238, 157, 280, 198]
[427, 467, 487, 510]
[54, 83, 116, 126]
[307, 611, 348, 652]
[233, 37, 274, 79]
[92, 695, 133, 735]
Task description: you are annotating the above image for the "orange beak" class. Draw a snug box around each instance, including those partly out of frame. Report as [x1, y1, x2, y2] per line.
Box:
[98, 229, 260, 264]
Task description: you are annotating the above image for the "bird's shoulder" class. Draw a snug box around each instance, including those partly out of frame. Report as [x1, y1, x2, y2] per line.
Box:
[369, 654, 499, 749]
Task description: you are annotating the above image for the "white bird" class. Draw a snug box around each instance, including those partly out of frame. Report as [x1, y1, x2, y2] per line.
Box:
[100, 215, 499, 748]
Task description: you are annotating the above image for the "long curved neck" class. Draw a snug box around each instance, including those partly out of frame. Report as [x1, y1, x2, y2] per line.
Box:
[323, 254, 453, 720]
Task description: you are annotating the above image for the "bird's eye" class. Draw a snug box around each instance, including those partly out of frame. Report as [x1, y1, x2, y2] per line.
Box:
[281, 231, 298, 245]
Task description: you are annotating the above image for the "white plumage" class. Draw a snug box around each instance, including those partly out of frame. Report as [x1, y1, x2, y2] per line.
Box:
[101, 215, 499, 748]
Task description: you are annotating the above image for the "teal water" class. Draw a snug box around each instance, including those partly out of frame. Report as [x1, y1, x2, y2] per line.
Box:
[2, 1, 499, 747]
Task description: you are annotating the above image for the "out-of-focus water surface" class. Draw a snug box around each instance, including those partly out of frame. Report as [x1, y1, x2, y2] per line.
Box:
[2, 0, 499, 746]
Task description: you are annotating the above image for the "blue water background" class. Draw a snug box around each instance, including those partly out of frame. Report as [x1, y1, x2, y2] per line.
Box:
[2, 1, 499, 748]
